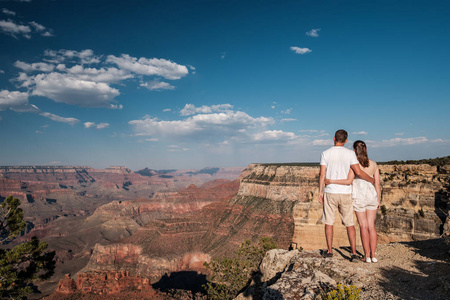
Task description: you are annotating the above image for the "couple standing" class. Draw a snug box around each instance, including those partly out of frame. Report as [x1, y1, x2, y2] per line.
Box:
[318, 129, 381, 263]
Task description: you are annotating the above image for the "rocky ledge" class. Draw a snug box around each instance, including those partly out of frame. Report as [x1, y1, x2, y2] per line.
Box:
[237, 238, 450, 300]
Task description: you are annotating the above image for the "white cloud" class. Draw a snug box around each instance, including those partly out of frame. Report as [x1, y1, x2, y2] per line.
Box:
[306, 28, 321, 37]
[41, 31, 53, 37]
[0, 70, 4, 74]
[14, 60, 55, 72]
[163, 108, 171, 112]
[40, 112, 79, 125]
[290, 46, 312, 55]
[166, 145, 189, 152]
[0, 89, 29, 110]
[140, 80, 175, 91]
[352, 131, 368, 136]
[129, 107, 274, 142]
[370, 137, 445, 148]
[29, 21, 45, 32]
[84, 122, 109, 129]
[221, 52, 226, 59]
[281, 108, 292, 114]
[0, 18, 53, 39]
[252, 130, 297, 142]
[280, 118, 297, 122]
[180, 103, 233, 116]
[311, 139, 334, 146]
[299, 129, 328, 134]
[12, 49, 191, 110]
[0, 91, 75, 124]
[44, 49, 101, 64]
[29, 72, 120, 108]
[0, 19, 31, 38]
[58, 64, 133, 83]
[2, 9, 16, 16]
[395, 133, 404, 136]
[106, 54, 189, 80]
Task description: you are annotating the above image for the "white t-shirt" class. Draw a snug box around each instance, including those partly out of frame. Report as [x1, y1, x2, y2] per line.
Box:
[320, 146, 359, 194]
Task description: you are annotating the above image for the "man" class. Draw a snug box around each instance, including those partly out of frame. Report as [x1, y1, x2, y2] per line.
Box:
[318, 129, 375, 260]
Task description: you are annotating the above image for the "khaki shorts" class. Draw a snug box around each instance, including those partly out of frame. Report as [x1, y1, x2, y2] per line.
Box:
[322, 193, 354, 226]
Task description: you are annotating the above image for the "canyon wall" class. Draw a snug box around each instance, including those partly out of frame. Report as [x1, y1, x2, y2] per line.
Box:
[238, 163, 450, 250]
[43, 162, 449, 297]
[75, 162, 449, 282]
[0, 166, 243, 297]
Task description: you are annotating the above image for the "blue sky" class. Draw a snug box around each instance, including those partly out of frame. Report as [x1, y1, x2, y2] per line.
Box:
[0, 0, 449, 170]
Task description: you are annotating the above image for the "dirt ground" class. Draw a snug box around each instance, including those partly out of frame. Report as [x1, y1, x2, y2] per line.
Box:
[330, 238, 450, 300]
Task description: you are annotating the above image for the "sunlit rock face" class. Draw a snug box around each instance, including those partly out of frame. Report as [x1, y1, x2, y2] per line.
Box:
[55, 271, 155, 295]
[238, 163, 449, 250]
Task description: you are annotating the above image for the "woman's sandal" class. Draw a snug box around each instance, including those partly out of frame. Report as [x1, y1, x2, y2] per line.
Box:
[371, 257, 378, 263]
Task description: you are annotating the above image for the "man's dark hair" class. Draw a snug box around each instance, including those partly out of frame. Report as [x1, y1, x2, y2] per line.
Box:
[334, 129, 348, 143]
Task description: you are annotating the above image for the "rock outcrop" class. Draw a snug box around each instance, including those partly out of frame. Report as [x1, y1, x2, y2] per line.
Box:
[53, 271, 156, 298]
[237, 238, 450, 300]
[238, 163, 450, 250]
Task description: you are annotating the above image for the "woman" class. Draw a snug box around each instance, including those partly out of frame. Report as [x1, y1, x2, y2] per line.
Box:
[325, 140, 381, 263]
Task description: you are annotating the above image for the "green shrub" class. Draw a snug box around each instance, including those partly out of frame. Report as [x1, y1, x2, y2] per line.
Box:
[419, 208, 425, 218]
[203, 237, 277, 300]
[322, 284, 361, 300]
[380, 205, 387, 216]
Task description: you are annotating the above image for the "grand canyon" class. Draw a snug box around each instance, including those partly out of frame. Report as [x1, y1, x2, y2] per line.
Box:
[0, 160, 449, 299]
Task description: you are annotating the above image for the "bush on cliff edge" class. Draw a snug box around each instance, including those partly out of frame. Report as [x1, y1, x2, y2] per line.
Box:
[0, 196, 56, 299]
[203, 237, 277, 300]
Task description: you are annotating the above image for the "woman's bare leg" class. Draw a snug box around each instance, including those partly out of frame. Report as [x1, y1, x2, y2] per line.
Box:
[355, 211, 370, 259]
[366, 209, 378, 258]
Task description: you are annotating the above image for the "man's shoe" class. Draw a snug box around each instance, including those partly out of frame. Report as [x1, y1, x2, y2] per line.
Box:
[350, 254, 359, 262]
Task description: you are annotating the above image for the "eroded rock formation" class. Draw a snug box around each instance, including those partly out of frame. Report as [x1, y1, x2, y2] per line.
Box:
[30, 162, 450, 298]
[239, 163, 450, 250]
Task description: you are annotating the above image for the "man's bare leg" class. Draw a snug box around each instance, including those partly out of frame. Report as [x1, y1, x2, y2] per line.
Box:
[346, 225, 357, 255]
[325, 224, 333, 253]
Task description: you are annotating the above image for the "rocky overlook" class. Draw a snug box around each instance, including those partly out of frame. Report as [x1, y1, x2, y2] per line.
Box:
[47, 161, 450, 299]
[239, 163, 450, 250]
[237, 237, 450, 300]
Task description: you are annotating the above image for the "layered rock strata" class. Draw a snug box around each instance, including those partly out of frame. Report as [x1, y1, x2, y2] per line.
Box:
[55, 271, 155, 296]
[239, 163, 449, 250]
[50, 162, 449, 297]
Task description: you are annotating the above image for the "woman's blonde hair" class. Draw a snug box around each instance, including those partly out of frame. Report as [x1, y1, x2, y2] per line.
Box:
[353, 140, 369, 168]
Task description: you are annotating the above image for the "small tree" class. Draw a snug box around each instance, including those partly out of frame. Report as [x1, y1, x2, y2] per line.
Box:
[203, 237, 277, 300]
[0, 196, 56, 299]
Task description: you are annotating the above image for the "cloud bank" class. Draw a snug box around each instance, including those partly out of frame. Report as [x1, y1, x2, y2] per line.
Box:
[13, 49, 190, 110]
